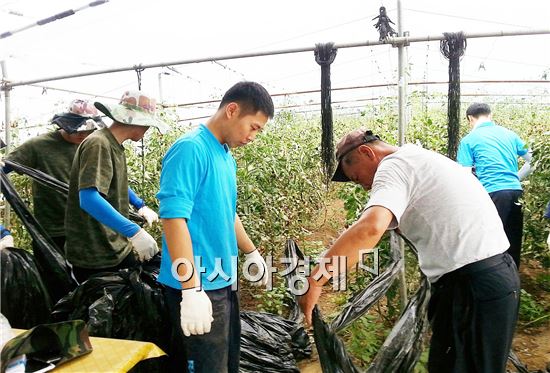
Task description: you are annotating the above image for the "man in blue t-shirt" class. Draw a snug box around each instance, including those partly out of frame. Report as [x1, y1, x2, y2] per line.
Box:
[457, 103, 532, 268]
[157, 81, 274, 373]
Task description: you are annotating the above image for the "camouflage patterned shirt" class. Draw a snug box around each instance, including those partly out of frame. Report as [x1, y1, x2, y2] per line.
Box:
[6, 131, 78, 237]
[64, 128, 132, 268]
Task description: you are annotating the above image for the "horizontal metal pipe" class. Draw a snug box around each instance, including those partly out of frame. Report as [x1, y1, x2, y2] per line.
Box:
[2, 29, 549, 89]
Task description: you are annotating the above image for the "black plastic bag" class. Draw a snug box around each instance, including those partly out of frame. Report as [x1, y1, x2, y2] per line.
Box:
[0, 247, 52, 328]
[240, 311, 311, 373]
[51, 253, 311, 372]
[51, 255, 172, 352]
[237, 240, 312, 372]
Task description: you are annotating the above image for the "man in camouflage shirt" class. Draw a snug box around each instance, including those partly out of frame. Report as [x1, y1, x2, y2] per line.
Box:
[3, 100, 104, 253]
[64, 91, 169, 283]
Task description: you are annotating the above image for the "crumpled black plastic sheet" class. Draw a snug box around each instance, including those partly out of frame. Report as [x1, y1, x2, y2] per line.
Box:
[284, 236, 430, 373]
[0, 247, 52, 328]
[284, 239, 307, 324]
[366, 276, 430, 372]
[51, 254, 311, 371]
[4, 159, 69, 195]
[1, 170, 76, 302]
[50, 255, 171, 351]
[240, 311, 311, 373]
[331, 232, 404, 333]
[313, 307, 361, 373]
[284, 239, 360, 373]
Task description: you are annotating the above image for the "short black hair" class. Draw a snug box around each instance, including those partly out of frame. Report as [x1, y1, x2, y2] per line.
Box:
[219, 81, 274, 118]
[466, 103, 491, 118]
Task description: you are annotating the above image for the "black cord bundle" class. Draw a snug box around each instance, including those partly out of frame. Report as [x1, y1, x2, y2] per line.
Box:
[315, 43, 338, 183]
[440, 32, 467, 160]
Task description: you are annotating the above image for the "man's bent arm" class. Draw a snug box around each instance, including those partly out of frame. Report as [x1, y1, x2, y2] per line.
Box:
[235, 215, 256, 254]
[162, 218, 200, 289]
[309, 205, 394, 286]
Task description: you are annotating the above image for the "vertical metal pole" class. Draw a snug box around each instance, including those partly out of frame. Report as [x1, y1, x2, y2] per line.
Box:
[396, 0, 408, 310]
[1, 61, 11, 226]
[158, 72, 164, 104]
[397, 1, 407, 145]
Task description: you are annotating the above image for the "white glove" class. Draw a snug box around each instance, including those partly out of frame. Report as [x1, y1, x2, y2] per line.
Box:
[138, 206, 159, 227]
[0, 235, 14, 250]
[180, 288, 213, 336]
[243, 249, 269, 286]
[129, 228, 159, 262]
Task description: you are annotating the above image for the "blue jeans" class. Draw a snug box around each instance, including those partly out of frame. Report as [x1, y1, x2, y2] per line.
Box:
[165, 285, 240, 373]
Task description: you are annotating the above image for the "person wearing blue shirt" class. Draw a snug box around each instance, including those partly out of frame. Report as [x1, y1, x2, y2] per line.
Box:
[457, 103, 532, 268]
[157, 81, 274, 373]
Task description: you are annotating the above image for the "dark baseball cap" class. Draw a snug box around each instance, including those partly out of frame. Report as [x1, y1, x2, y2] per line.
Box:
[331, 128, 381, 182]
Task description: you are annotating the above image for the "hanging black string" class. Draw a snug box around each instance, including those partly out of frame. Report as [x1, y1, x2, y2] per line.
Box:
[315, 43, 338, 184]
[135, 67, 146, 192]
[440, 32, 467, 160]
[135, 66, 144, 90]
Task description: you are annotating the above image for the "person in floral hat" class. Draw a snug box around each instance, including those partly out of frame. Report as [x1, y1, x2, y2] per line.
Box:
[2, 99, 104, 253]
[64, 91, 168, 283]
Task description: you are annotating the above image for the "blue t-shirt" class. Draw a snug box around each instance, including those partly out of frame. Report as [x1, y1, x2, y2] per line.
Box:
[457, 121, 528, 193]
[157, 125, 238, 291]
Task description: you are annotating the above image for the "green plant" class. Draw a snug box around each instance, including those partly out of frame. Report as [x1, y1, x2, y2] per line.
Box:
[344, 314, 390, 367]
[536, 272, 550, 292]
[252, 274, 293, 315]
[518, 289, 547, 325]
[232, 112, 327, 258]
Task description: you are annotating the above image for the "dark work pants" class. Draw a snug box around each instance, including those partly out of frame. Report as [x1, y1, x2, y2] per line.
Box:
[165, 285, 241, 373]
[489, 189, 523, 269]
[70, 251, 139, 284]
[428, 253, 520, 373]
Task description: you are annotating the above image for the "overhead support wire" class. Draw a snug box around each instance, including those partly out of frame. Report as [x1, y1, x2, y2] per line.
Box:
[0, 1, 109, 39]
[162, 80, 550, 108]
[3, 28, 549, 89]
[175, 91, 550, 123]
[176, 95, 550, 123]
[26, 84, 118, 100]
